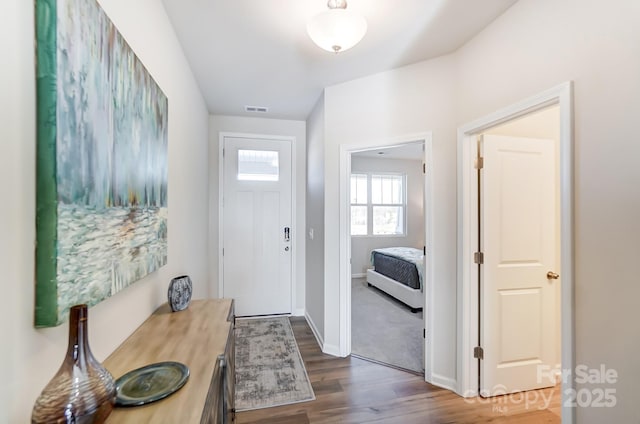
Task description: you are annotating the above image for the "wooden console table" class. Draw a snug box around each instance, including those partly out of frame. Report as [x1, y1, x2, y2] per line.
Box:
[104, 299, 235, 423]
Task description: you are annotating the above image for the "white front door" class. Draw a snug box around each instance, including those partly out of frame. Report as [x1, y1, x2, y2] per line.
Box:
[222, 136, 292, 316]
[480, 134, 559, 396]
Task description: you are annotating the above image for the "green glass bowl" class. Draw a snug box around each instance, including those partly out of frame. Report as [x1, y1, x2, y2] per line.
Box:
[115, 361, 189, 407]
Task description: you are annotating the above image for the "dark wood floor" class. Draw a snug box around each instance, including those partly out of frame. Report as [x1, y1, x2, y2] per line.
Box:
[236, 317, 561, 424]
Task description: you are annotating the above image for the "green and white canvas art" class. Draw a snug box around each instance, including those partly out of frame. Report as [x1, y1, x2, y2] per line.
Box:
[35, 0, 168, 327]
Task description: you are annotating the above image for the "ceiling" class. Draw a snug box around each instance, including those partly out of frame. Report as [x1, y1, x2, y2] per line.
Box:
[161, 0, 518, 120]
[353, 142, 424, 161]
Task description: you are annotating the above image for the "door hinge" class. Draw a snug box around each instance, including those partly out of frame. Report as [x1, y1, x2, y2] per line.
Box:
[423, 246, 426, 255]
[423, 163, 426, 174]
[475, 156, 484, 169]
[474, 346, 484, 360]
[474, 251, 484, 264]
[423, 329, 426, 339]
[222, 148, 225, 157]
[222, 248, 224, 256]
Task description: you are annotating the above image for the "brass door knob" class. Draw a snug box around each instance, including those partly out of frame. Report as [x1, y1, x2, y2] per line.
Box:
[547, 271, 560, 279]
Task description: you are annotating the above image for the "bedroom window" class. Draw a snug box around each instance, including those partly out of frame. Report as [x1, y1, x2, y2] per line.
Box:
[350, 173, 368, 236]
[350, 173, 406, 236]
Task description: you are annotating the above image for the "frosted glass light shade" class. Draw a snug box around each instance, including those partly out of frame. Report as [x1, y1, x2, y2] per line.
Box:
[307, 8, 367, 53]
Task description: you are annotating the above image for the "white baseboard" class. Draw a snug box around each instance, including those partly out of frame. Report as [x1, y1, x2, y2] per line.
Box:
[322, 343, 341, 357]
[304, 313, 342, 358]
[458, 387, 477, 398]
[430, 373, 458, 393]
[351, 273, 366, 278]
[293, 308, 305, 317]
[304, 312, 324, 349]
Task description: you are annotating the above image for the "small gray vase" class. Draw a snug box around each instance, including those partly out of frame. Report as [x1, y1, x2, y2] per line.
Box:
[168, 275, 193, 312]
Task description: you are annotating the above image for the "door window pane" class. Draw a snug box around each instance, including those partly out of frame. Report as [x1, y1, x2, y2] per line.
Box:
[238, 150, 279, 181]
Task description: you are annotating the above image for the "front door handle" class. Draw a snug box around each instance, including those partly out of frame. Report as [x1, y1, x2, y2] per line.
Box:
[284, 227, 290, 242]
[547, 271, 560, 280]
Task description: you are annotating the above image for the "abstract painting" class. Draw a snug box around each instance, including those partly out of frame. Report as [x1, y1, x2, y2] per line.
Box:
[35, 0, 168, 327]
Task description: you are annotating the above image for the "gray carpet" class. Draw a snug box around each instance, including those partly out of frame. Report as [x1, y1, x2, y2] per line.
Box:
[234, 317, 315, 411]
[351, 277, 424, 373]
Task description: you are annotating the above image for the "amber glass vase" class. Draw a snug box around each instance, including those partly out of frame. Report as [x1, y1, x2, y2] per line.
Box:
[32, 304, 116, 423]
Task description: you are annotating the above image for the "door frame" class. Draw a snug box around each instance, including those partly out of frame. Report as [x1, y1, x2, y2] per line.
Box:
[218, 132, 297, 314]
[457, 82, 574, 423]
[338, 132, 434, 381]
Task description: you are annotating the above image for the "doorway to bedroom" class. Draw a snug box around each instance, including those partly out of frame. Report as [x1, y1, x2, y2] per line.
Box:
[349, 140, 428, 373]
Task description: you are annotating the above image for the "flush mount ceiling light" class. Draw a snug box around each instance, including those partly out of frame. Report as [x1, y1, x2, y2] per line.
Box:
[307, 0, 367, 53]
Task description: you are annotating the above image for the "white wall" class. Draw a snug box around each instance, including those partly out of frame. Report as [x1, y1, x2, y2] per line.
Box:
[350, 156, 424, 276]
[0, 0, 210, 421]
[318, 3, 640, 417]
[209, 115, 306, 314]
[456, 0, 640, 421]
[305, 95, 326, 339]
[323, 54, 458, 382]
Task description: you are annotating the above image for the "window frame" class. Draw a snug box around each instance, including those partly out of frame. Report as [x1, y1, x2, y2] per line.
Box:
[350, 171, 407, 237]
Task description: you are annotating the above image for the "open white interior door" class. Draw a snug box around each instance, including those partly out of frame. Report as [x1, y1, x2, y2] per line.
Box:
[480, 134, 559, 396]
[222, 136, 292, 316]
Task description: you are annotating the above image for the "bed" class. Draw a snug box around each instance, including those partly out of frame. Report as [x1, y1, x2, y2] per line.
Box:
[366, 247, 424, 313]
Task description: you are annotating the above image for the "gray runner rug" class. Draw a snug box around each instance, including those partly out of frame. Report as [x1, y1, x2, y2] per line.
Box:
[234, 317, 315, 411]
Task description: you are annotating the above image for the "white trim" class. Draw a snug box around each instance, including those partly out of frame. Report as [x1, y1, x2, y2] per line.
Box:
[219, 132, 298, 316]
[338, 133, 435, 378]
[218, 133, 225, 298]
[322, 343, 342, 357]
[351, 273, 366, 278]
[456, 127, 478, 398]
[293, 308, 305, 317]
[423, 136, 435, 386]
[305, 312, 324, 349]
[456, 82, 574, 424]
[430, 374, 458, 393]
[339, 143, 352, 357]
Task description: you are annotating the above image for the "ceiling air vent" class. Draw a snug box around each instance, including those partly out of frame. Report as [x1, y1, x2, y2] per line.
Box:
[244, 105, 269, 113]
